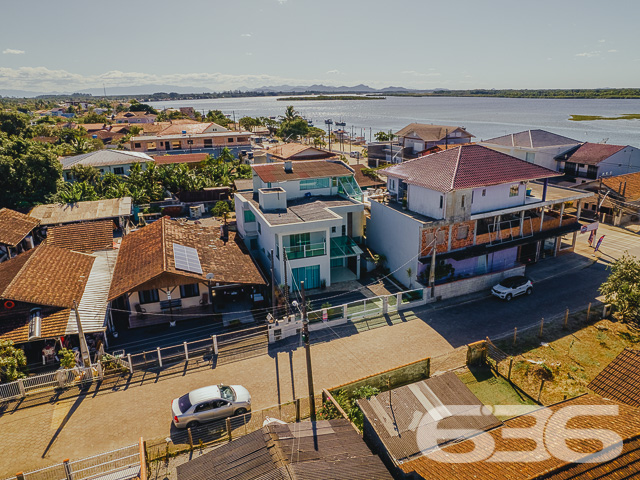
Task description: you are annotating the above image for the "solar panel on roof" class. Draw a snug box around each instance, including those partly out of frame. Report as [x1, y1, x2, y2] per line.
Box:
[173, 243, 203, 274]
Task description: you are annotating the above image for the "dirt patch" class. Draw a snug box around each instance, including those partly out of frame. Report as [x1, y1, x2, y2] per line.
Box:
[493, 315, 640, 405]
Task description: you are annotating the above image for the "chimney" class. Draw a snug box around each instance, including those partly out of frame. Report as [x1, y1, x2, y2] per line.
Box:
[284, 160, 293, 173]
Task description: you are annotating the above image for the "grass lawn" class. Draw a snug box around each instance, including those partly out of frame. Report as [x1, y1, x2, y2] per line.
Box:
[492, 313, 640, 405]
[457, 366, 536, 420]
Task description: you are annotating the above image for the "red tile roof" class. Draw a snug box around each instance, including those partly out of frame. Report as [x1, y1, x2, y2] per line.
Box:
[382, 144, 560, 193]
[588, 348, 640, 407]
[46, 221, 114, 253]
[600, 171, 640, 200]
[566, 142, 627, 166]
[395, 123, 475, 142]
[399, 394, 640, 480]
[157, 123, 214, 136]
[353, 165, 386, 189]
[152, 153, 209, 165]
[0, 208, 40, 247]
[109, 217, 265, 300]
[252, 159, 353, 183]
[267, 143, 336, 161]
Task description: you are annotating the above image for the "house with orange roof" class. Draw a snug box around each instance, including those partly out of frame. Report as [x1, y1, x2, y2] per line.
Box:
[576, 170, 640, 225]
[265, 143, 338, 163]
[367, 145, 594, 292]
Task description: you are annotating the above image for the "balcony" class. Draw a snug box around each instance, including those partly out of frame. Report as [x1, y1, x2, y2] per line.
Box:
[330, 236, 363, 258]
[284, 242, 326, 259]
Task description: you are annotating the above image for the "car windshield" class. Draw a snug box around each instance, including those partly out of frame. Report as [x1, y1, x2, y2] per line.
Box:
[177, 393, 192, 414]
[220, 386, 235, 401]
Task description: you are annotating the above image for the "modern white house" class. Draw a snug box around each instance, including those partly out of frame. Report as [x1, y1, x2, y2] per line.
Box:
[367, 145, 594, 295]
[60, 150, 153, 180]
[235, 159, 366, 290]
[480, 129, 582, 171]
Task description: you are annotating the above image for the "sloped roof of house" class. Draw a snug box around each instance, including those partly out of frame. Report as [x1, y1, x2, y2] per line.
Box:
[108, 217, 265, 300]
[267, 143, 336, 161]
[0, 245, 94, 308]
[45, 220, 114, 253]
[252, 159, 353, 183]
[152, 153, 209, 165]
[176, 419, 392, 480]
[588, 348, 640, 407]
[600, 171, 640, 201]
[483, 129, 581, 148]
[395, 123, 474, 142]
[353, 165, 386, 189]
[565, 142, 628, 166]
[382, 144, 560, 193]
[158, 122, 222, 136]
[29, 197, 133, 226]
[140, 122, 171, 135]
[358, 372, 502, 463]
[398, 394, 640, 479]
[115, 111, 156, 119]
[59, 150, 153, 169]
[0, 208, 40, 247]
[77, 123, 108, 132]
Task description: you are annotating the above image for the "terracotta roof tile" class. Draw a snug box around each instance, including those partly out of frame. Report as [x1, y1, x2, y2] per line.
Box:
[588, 348, 640, 407]
[268, 143, 336, 161]
[398, 395, 640, 479]
[0, 208, 40, 247]
[395, 123, 475, 142]
[600, 172, 640, 201]
[109, 217, 265, 300]
[382, 145, 561, 193]
[0, 244, 94, 308]
[46, 221, 114, 253]
[0, 307, 71, 344]
[252, 159, 353, 183]
[353, 165, 386, 189]
[565, 142, 627, 166]
[158, 123, 213, 136]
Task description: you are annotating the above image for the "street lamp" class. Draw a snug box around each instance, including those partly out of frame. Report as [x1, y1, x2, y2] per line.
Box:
[206, 273, 214, 312]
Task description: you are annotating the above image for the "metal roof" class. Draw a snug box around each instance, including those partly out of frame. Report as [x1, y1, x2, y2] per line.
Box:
[65, 249, 119, 335]
[60, 150, 152, 169]
[358, 372, 502, 463]
[29, 197, 133, 226]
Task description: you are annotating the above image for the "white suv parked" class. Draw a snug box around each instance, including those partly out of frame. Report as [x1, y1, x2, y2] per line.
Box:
[491, 276, 533, 301]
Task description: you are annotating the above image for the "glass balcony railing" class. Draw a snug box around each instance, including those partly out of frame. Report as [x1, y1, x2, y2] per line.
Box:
[330, 236, 363, 258]
[284, 242, 326, 259]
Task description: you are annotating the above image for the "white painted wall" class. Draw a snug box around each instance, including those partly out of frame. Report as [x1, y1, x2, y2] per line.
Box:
[407, 184, 445, 219]
[367, 200, 423, 287]
[596, 146, 640, 177]
[480, 143, 579, 171]
[470, 183, 526, 214]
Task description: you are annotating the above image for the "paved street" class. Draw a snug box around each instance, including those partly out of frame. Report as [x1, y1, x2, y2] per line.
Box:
[0, 224, 638, 476]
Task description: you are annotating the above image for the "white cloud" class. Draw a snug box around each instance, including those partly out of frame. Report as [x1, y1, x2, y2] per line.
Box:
[245, 52, 253, 56]
[0, 66, 303, 92]
[608, 49, 617, 53]
[326, 69, 340, 74]
[241, 33, 252, 37]
[598, 39, 606, 43]
[575, 51, 600, 58]
[3, 48, 25, 55]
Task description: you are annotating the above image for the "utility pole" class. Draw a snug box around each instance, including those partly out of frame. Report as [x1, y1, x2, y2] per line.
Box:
[300, 281, 316, 421]
[270, 249, 276, 318]
[428, 236, 438, 298]
[73, 300, 91, 367]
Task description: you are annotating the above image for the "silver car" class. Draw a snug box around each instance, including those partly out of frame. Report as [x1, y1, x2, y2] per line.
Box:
[171, 384, 251, 429]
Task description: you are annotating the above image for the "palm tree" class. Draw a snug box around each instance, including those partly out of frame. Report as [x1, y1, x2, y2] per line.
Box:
[282, 105, 300, 122]
[406, 267, 413, 289]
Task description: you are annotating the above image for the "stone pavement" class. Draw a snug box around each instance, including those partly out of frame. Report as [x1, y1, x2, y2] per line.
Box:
[0, 313, 453, 477]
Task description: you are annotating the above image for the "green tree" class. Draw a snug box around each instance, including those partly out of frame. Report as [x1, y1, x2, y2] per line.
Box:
[70, 164, 100, 184]
[128, 101, 158, 114]
[278, 118, 309, 141]
[0, 134, 62, 209]
[0, 110, 31, 137]
[599, 253, 640, 323]
[282, 105, 301, 122]
[56, 181, 99, 203]
[79, 111, 108, 124]
[374, 131, 394, 142]
[239, 116, 260, 132]
[205, 110, 231, 128]
[58, 348, 76, 369]
[212, 201, 230, 223]
[0, 339, 27, 382]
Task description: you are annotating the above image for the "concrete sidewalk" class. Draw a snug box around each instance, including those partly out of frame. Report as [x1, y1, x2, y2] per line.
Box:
[0, 312, 454, 477]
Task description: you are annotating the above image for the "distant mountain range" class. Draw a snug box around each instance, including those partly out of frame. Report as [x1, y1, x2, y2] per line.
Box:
[0, 84, 446, 98]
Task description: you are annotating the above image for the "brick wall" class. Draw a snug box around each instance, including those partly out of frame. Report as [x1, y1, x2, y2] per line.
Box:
[450, 221, 476, 250]
[420, 226, 449, 255]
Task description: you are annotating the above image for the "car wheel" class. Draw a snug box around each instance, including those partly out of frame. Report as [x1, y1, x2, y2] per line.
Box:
[505, 294, 512, 302]
[526, 287, 532, 295]
[235, 408, 248, 416]
[186, 421, 199, 429]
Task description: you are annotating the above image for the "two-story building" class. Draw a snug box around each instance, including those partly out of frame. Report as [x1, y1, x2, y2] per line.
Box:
[367, 145, 594, 293]
[114, 111, 157, 124]
[234, 159, 366, 290]
[558, 143, 640, 180]
[480, 129, 582, 171]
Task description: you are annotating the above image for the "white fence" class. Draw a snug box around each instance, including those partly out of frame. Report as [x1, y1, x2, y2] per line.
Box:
[4, 442, 142, 480]
[0, 363, 104, 403]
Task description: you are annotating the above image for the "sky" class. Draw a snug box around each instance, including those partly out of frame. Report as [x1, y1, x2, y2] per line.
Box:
[1, 0, 639, 94]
